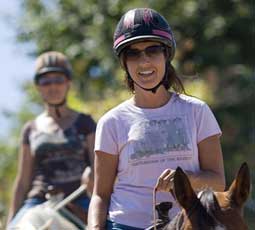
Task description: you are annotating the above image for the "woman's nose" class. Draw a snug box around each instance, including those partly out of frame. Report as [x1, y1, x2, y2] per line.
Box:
[138, 51, 151, 64]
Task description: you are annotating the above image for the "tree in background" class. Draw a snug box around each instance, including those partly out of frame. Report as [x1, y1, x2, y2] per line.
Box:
[0, 0, 254, 227]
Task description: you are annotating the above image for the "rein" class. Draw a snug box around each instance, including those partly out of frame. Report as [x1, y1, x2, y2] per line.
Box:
[152, 187, 175, 230]
[153, 186, 157, 230]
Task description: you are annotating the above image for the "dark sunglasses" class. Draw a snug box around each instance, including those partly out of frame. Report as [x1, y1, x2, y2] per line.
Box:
[37, 75, 67, 86]
[124, 45, 166, 60]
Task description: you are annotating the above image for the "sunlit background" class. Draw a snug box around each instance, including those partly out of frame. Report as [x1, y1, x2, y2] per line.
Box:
[0, 1, 34, 138]
[0, 0, 254, 229]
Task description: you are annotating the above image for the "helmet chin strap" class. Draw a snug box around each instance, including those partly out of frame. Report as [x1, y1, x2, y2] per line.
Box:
[46, 99, 66, 118]
[132, 77, 164, 94]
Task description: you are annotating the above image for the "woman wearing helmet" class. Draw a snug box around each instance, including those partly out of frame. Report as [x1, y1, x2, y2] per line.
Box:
[88, 8, 225, 230]
[7, 51, 96, 228]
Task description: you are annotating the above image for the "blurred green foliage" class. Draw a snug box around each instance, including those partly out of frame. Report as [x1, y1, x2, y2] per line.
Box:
[0, 0, 254, 228]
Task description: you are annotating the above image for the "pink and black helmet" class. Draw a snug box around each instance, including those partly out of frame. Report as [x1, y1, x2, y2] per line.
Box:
[113, 8, 176, 60]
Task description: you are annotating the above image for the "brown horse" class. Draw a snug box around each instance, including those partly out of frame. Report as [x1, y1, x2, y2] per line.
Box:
[148, 162, 250, 230]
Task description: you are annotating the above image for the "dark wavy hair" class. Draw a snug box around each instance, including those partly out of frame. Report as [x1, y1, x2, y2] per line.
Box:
[120, 46, 186, 94]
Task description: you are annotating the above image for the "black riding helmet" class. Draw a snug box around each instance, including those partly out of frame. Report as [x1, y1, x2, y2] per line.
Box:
[34, 51, 72, 84]
[113, 8, 176, 94]
[113, 8, 176, 60]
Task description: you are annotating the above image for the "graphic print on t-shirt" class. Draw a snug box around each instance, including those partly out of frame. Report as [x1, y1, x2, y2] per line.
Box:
[129, 116, 192, 165]
[30, 126, 87, 185]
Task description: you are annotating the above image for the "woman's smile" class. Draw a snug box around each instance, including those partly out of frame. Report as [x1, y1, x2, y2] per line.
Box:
[138, 70, 154, 76]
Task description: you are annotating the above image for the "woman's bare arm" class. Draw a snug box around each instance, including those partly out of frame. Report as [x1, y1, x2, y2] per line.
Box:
[7, 143, 34, 223]
[156, 135, 225, 193]
[82, 132, 96, 195]
[88, 151, 118, 230]
[188, 134, 225, 191]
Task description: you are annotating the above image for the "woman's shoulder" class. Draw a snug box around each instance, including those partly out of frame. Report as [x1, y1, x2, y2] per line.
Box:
[98, 99, 132, 123]
[21, 119, 36, 132]
[20, 119, 37, 143]
[173, 93, 207, 107]
[73, 112, 97, 133]
[76, 111, 95, 122]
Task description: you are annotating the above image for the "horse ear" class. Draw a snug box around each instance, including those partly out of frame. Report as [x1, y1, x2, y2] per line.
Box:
[227, 162, 250, 207]
[174, 167, 198, 210]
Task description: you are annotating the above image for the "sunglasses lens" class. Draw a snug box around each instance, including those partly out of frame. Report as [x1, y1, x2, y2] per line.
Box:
[145, 46, 165, 56]
[54, 76, 66, 84]
[125, 49, 140, 59]
[124, 45, 165, 60]
[38, 76, 66, 86]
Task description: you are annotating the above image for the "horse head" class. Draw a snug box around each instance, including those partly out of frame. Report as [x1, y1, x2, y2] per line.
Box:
[159, 162, 250, 230]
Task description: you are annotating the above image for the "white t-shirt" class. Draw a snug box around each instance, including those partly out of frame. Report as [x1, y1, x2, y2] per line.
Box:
[95, 93, 221, 228]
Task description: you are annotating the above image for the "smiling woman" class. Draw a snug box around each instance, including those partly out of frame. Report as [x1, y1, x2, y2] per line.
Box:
[6, 51, 97, 229]
[88, 8, 225, 230]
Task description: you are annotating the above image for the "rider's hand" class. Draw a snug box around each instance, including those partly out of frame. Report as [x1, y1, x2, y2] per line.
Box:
[81, 166, 94, 197]
[155, 169, 176, 192]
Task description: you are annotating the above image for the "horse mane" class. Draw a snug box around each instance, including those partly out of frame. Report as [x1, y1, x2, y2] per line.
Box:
[197, 189, 222, 227]
[165, 188, 222, 230]
[199, 188, 219, 213]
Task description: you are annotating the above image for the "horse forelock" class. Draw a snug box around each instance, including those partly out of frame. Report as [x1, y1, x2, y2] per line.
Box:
[199, 189, 219, 213]
[197, 189, 227, 229]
